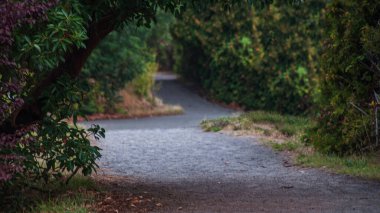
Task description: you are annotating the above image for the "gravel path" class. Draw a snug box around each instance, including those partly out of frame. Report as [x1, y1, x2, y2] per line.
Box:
[85, 73, 380, 212]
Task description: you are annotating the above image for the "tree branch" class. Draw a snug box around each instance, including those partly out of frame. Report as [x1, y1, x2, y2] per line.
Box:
[5, 12, 118, 130]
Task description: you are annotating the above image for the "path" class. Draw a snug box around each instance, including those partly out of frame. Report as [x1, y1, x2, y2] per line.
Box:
[85, 73, 380, 212]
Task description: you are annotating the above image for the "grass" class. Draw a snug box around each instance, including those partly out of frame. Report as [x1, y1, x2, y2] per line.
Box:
[31, 175, 98, 213]
[241, 111, 312, 136]
[34, 195, 90, 213]
[201, 110, 380, 180]
[202, 110, 314, 137]
[0, 175, 99, 212]
[297, 153, 380, 180]
[270, 140, 300, 152]
[201, 117, 231, 132]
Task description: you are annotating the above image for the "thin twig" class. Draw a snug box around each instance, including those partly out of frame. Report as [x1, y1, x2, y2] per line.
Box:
[65, 167, 80, 185]
[350, 102, 369, 116]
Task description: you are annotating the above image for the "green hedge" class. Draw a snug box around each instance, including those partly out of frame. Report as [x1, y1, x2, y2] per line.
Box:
[307, 0, 380, 154]
[172, 1, 324, 114]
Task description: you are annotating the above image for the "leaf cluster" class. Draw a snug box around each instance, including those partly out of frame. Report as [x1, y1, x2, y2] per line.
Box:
[1, 1, 103, 187]
[172, 0, 325, 114]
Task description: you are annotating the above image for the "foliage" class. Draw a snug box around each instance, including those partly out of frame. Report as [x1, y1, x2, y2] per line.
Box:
[172, 1, 325, 114]
[82, 10, 177, 114]
[147, 10, 177, 71]
[82, 26, 156, 113]
[0, 1, 103, 187]
[130, 62, 158, 98]
[307, 0, 380, 154]
[22, 76, 104, 183]
[0, 0, 56, 184]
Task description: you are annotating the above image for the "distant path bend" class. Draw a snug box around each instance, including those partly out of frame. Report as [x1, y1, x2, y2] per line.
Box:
[85, 72, 380, 213]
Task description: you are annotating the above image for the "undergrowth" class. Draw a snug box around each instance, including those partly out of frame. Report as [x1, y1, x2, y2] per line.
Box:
[1, 175, 98, 213]
[34, 176, 98, 212]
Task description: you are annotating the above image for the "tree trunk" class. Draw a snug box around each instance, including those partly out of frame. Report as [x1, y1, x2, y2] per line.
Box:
[1, 14, 117, 133]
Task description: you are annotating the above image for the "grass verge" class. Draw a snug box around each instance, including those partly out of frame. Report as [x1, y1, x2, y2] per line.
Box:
[1, 175, 98, 212]
[32, 176, 98, 213]
[3, 174, 162, 212]
[201, 110, 380, 180]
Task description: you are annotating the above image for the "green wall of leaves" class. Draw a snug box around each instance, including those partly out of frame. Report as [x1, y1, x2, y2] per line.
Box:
[172, 1, 325, 114]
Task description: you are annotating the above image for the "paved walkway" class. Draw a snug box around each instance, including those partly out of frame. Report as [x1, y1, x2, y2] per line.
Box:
[85, 73, 380, 212]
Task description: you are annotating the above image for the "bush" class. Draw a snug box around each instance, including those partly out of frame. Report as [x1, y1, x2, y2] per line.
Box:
[172, 1, 325, 114]
[307, 0, 380, 154]
[0, 1, 103, 188]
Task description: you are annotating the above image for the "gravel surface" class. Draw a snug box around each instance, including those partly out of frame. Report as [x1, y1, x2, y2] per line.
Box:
[84, 73, 380, 212]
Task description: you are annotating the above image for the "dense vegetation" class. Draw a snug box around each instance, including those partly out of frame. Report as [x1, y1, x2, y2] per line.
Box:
[172, 1, 325, 114]
[82, 28, 153, 114]
[0, 0, 105, 190]
[81, 11, 175, 114]
[307, 0, 380, 154]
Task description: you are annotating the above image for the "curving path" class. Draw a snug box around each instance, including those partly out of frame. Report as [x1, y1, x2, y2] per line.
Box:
[85, 73, 380, 212]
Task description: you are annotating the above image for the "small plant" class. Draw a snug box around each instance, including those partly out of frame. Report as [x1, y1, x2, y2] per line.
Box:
[201, 118, 231, 132]
[271, 141, 299, 152]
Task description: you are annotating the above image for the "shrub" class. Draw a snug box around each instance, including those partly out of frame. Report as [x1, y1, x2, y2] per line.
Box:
[307, 0, 380, 154]
[0, 1, 103, 188]
[172, 1, 325, 114]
